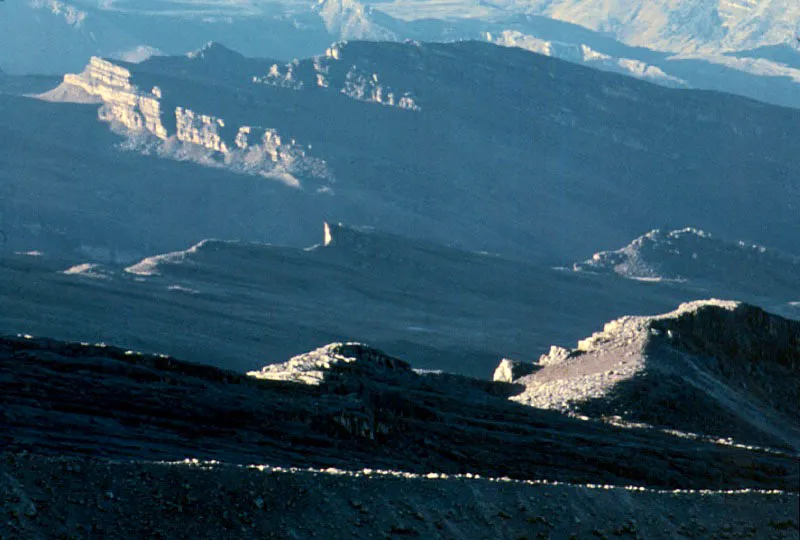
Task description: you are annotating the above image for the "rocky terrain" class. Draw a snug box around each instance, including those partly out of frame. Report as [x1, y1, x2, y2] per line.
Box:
[0, 222, 698, 378]
[571, 228, 800, 314]
[2, 455, 797, 540]
[2, 5, 800, 537]
[1, 300, 799, 538]
[499, 300, 800, 450]
[3, 41, 800, 266]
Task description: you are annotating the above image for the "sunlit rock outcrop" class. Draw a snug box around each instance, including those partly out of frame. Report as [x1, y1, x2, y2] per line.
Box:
[501, 300, 800, 450]
[248, 342, 412, 386]
[44, 51, 333, 187]
[256, 42, 420, 110]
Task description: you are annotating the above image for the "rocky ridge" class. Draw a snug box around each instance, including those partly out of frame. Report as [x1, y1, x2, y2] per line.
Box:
[248, 343, 412, 386]
[500, 300, 800, 450]
[2, 323, 797, 491]
[39, 49, 333, 187]
[2, 300, 799, 537]
[572, 228, 800, 304]
[255, 42, 421, 110]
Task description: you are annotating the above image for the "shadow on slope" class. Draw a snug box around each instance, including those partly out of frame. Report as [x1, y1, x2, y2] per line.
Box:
[1, 334, 797, 492]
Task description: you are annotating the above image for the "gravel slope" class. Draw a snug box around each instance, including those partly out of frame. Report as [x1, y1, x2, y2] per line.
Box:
[2, 455, 797, 540]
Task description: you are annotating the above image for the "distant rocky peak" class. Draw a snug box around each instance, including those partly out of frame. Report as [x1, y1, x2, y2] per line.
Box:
[248, 343, 411, 386]
[572, 227, 793, 284]
[314, 0, 396, 41]
[186, 42, 243, 62]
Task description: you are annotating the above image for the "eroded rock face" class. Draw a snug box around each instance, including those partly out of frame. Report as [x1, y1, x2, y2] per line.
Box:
[41, 50, 333, 186]
[62, 57, 168, 138]
[255, 42, 421, 110]
[501, 300, 800, 450]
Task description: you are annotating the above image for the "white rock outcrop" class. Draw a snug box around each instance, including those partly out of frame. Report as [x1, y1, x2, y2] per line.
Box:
[256, 43, 420, 111]
[46, 56, 333, 186]
[248, 343, 411, 386]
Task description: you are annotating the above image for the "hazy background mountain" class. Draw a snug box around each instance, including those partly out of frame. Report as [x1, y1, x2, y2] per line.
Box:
[4, 0, 800, 109]
[571, 228, 800, 316]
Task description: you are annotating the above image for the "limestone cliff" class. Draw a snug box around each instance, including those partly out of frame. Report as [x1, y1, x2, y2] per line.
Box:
[42, 51, 333, 187]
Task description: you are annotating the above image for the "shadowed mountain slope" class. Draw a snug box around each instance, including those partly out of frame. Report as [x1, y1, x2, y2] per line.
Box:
[0, 223, 696, 378]
[3, 40, 800, 266]
[1, 332, 797, 492]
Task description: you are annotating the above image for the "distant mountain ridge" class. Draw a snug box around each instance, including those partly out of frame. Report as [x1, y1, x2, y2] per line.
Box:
[5, 0, 800, 110]
[3, 40, 799, 267]
[1, 221, 701, 378]
[512, 0, 800, 54]
[572, 228, 800, 304]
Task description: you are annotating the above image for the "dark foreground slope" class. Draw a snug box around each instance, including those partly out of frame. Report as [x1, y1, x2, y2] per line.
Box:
[1, 336, 796, 491]
[2, 302, 799, 538]
[2, 455, 797, 540]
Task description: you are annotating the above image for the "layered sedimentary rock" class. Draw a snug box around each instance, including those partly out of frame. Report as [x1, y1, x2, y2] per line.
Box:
[43, 48, 332, 186]
[62, 57, 167, 138]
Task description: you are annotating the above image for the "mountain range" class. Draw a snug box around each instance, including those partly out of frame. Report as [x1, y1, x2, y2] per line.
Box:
[4, 0, 800, 110]
[2, 40, 799, 268]
[2, 6, 800, 536]
[0, 222, 796, 381]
